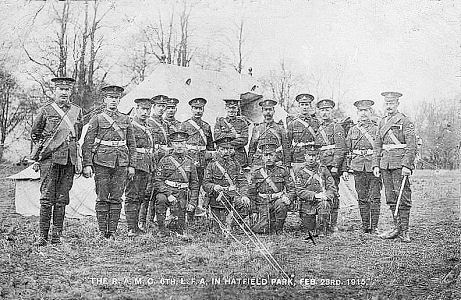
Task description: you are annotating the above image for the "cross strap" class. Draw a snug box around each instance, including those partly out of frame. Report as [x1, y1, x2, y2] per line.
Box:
[101, 112, 125, 139]
[50, 102, 75, 136]
[318, 126, 330, 145]
[132, 120, 153, 146]
[295, 118, 316, 137]
[380, 113, 403, 138]
[356, 124, 375, 146]
[259, 168, 279, 193]
[188, 119, 207, 144]
[168, 156, 188, 182]
[150, 117, 168, 142]
[220, 117, 238, 137]
[302, 167, 325, 192]
[215, 161, 235, 186]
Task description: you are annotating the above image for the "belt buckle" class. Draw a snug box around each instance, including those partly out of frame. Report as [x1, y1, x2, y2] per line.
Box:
[111, 141, 118, 146]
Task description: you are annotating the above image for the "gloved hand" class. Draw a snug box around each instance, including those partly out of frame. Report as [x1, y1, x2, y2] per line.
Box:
[315, 192, 328, 201]
[373, 167, 380, 178]
[213, 184, 224, 192]
[83, 166, 93, 178]
[241, 196, 251, 208]
[402, 166, 412, 176]
[168, 195, 177, 203]
[127, 167, 135, 180]
[342, 171, 350, 181]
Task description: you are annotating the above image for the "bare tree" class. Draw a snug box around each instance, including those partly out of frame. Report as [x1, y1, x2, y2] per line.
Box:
[0, 68, 36, 161]
[225, 18, 248, 74]
[260, 59, 303, 110]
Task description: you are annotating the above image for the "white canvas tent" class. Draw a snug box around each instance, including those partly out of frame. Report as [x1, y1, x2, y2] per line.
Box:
[10, 64, 266, 218]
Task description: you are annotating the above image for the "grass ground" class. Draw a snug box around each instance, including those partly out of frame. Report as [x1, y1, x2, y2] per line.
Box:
[0, 163, 459, 299]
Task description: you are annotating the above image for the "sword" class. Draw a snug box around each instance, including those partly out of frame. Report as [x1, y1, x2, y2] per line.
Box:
[394, 175, 408, 218]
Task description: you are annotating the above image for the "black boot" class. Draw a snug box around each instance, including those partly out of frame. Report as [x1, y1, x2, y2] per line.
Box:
[379, 206, 401, 239]
[138, 201, 147, 231]
[329, 209, 339, 233]
[36, 204, 52, 246]
[95, 202, 110, 238]
[318, 214, 329, 237]
[370, 201, 381, 234]
[275, 219, 285, 234]
[125, 202, 138, 237]
[358, 203, 370, 233]
[51, 204, 66, 244]
[107, 204, 122, 238]
[398, 209, 411, 243]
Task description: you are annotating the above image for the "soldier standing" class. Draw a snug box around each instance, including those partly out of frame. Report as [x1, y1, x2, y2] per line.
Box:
[214, 98, 250, 167]
[154, 131, 199, 237]
[139, 94, 169, 229]
[82, 85, 136, 239]
[31, 77, 83, 246]
[315, 99, 347, 233]
[343, 100, 382, 234]
[203, 136, 251, 233]
[164, 97, 181, 133]
[248, 99, 291, 169]
[180, 97, 214, 220]
[372, 92, 416, 243]
[287, 93, 319, 172]
[125, 98, 155, 236]
[295, 143, 336, 237]
[249, 142, 296, 234]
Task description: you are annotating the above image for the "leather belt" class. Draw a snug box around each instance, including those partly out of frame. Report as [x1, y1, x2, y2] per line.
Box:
[95, 138, 126, 147]
[383, 144, 407, 150]
[154, 144, 169, 151]
[136, 148, 153, 154]
[165, 180, 189, 189]
[258, 191, 283, 199]
[292, 141, 310, 147]
[320, 145, 335, 151]
[187, 145, 206, 151]
[352, 149, 374, 155]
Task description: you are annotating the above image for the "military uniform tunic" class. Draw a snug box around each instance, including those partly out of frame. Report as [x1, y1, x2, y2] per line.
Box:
[248, 120, 291, 168]
[164, 117, 181, 133]
[287, 114, 319, 163]
[31, 102, 83, 206]
[82, 109, 136, 205]
[180, 117, 214, 184]
[154, 152, 199, 233]
[249, 165, 295, 233]
[124, 117, 154, 231]
[372, 112, 416, 208]
[148, 114, 170, 162]
[214, 116, 249, 167]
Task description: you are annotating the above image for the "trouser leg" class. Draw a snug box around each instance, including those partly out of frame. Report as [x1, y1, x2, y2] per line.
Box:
[273, 198, 288, 233]
[51, 204, 66, 244]
[37, 204, 53, 246]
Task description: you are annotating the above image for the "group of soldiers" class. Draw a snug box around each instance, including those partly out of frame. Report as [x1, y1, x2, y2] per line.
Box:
[31, 76, 416, 247]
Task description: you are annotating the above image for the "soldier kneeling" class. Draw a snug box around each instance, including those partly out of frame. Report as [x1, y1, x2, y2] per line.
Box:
[154, 131, 199, 238]
[295, 143, 337, 237]
[203, 136, 250, 234]
[249, 142, 295, 234]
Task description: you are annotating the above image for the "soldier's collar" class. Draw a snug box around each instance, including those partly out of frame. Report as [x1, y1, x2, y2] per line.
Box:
[134, 116, 147, 125]
[104, 108, 119, 115]
[304, 162, 319, 169]
[56, 101, 71, 109]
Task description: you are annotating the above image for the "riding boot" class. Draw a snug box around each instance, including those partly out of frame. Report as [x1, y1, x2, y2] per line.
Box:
[318, 214, 329, 237]
[358, 203, 370, 233]
[51, 204, 66, 244]
[125, 202, 138, 237]
[398, 209, 411, 243]
[370, 201, 381, 234]
[379, 206, 401, 239]
[329, 209, 339, 233]
[107, 204, 122, 238]
[95, 202, 110, 237]
[36, 204, 52, 246]
[138, 201, 147, 231]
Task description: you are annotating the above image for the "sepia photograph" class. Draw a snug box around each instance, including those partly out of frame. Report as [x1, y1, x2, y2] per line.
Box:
[0, 0, 459, 299]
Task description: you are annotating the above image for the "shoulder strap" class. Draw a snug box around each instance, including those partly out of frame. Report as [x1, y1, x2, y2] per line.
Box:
[169, 156, 189, 182]
[356, 125, 375, 145]
[188, 119, 207, 144]
[101, 112, 125, 139]
[150, 117, 168, 142]
[132, 120, 153, 146]
[318, 126, 330, 145]
[380, 114, 403, 138]
[221, 117, 238, 136]
[215, 161, 234, 186]
[50, 102, 76, 136]
[266, 127, 281, 145]
[296, 118, 316, 137]
[259, 168, 279, 193]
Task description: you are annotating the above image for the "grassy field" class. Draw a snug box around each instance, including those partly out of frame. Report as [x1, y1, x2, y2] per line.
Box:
[0, 163, 459, 299]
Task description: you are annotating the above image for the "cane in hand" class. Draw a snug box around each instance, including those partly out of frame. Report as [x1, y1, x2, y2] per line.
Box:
[394, 175, 408, 218]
